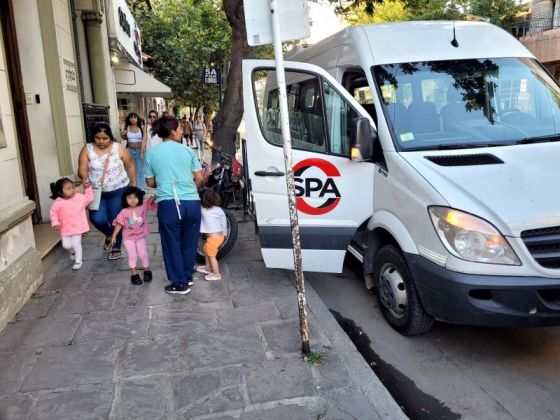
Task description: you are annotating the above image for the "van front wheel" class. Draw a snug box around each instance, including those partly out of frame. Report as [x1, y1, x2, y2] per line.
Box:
[374, 245, 434, 336]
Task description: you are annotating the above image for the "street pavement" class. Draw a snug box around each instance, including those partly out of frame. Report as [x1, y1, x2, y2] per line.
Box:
[0, 213, 405, 420]
[308, 257, 560, 420]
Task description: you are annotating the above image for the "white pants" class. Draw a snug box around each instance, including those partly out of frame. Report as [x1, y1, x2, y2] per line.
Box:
[61, 234, 83, 264]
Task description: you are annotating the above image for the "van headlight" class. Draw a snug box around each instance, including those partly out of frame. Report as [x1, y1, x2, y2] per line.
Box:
[429, 206, 520, 265]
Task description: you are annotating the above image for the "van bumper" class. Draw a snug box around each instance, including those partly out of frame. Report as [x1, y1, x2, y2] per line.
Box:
[405, 253, 560, 327]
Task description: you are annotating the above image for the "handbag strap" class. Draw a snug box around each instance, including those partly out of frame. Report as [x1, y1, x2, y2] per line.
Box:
[99, 150, 111, 189]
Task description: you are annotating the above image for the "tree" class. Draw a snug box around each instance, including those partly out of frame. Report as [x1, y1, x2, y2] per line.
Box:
[345, 0, 409, 24]
[467, 0, 525, 25]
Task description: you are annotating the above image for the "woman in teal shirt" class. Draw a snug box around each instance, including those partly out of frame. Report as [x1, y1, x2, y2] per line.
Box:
[145, 116, 204, 294]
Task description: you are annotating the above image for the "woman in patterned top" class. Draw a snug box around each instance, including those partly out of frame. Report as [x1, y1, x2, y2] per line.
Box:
[78, 123, 137, 260]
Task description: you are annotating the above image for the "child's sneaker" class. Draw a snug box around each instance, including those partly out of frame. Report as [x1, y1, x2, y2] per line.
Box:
[143, 270, 153, 282]
[196, 265, 211, 274]
[72, 262, 82, 270]
[131, 274, 142, 285]
[205, 273, 221, 281]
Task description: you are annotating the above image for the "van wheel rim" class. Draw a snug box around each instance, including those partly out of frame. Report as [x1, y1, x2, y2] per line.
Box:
[379, 263, 407, 319]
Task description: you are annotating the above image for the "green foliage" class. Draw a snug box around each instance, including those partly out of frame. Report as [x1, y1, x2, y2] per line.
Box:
[467, 0, 526, 25]
[345, 0, 409, 24]
[134, 0, 231, 112]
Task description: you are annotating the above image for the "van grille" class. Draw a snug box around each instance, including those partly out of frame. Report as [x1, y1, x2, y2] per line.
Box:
[521, 226, 560, 269]
[425, 154, 504, 166]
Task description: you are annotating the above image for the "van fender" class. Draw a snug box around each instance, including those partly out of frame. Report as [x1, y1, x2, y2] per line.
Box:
[362, 211, 418, 289]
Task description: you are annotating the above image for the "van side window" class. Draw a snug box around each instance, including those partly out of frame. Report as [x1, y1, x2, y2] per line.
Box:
[323, 81, 356, 156]
[253, 70, 327, 153]
[342, 70, 377, 125]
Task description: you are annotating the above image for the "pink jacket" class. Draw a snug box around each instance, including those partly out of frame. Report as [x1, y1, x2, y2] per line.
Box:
[50, 186, 94, 236]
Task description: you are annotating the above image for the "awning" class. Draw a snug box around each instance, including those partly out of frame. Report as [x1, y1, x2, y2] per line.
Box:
[114, 63, 173, 98]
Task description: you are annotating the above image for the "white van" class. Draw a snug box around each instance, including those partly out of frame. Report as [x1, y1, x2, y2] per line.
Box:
[241, 21, 560, 335]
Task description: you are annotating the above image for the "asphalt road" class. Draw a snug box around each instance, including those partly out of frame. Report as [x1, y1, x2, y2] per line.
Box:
[307, 256, 560, 420]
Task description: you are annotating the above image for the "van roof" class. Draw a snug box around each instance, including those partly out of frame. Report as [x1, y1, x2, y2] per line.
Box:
[290, 21, 533, 66]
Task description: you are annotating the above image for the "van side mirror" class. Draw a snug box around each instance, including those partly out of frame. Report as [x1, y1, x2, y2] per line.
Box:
[350, 117, 376, 162]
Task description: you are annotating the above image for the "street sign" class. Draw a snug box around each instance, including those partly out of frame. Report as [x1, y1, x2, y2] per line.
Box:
[202, 68, 221, 85]
[243, 0, 311, 354]
[244, 0, 310, 46]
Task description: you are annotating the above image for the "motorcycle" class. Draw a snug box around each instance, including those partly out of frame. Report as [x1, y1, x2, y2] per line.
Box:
[197, 146, 244, 262]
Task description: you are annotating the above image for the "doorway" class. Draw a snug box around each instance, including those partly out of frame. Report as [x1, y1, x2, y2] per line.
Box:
[0, 0, 41, 223]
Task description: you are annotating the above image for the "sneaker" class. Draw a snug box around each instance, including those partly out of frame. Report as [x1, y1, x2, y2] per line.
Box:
[205, 273, 221, 281]
[187, 279, 194, 286]
[72, 262, 82, 270]
[196, 265, 211, 274]
[131, 274, 142, 285]
[143, 270, 153, 282]
[164, 284, 191, 295]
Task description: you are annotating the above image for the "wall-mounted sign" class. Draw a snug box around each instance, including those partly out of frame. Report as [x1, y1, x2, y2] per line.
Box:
[202, 68, 221, 85]
[61, 57, 78, 93]
[110, 0, 142, 68]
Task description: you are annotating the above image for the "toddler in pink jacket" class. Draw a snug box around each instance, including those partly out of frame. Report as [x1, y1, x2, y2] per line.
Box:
[50, 178, 94, 270]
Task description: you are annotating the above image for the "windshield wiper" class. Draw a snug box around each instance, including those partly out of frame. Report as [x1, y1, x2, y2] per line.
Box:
[429, 143, 492, 150]
[514, 134, 560, 145]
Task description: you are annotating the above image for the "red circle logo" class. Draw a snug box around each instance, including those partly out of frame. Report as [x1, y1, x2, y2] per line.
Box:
[294, 158, 341, 215]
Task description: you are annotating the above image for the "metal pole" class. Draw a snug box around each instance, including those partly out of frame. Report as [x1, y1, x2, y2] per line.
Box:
[269, 0, 310, 354]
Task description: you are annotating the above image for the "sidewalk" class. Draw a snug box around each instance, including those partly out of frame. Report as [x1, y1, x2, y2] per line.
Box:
[0, 213, 405, 420]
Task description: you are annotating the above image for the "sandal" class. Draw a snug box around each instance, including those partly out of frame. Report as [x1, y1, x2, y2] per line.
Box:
[107, 249, 123, 260]
[103, 237, 112, 251]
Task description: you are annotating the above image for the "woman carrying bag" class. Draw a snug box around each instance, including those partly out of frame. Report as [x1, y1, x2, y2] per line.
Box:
[78, 123, 137, 260]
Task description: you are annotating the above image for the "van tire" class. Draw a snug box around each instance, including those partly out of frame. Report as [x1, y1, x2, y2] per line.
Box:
[374, 245, 434, 336]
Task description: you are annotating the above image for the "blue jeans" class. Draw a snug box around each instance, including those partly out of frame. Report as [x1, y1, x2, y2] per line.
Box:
[89, 187, 125, 250]
[128, 147, 145, 189]
[157, 200, 201, 286]
[195, 138, 204, 160]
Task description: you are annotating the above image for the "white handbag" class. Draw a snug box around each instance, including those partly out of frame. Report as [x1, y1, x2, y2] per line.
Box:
[88, 152, 110, 211]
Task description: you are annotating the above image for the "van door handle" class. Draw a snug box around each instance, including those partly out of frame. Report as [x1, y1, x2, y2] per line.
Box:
[254, 170, 285, 177]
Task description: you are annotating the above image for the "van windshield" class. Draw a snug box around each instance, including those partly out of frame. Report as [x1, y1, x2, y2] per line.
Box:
[372, 58, 560, 151]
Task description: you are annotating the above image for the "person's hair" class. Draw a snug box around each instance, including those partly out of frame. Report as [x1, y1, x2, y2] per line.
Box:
[125, 112, 144, 137]
[121, 186, 145, 208]
[89, 122, 115, 143]
[148, 110, 158, 118]
[151, 115, 180, 138]
[50, 177, 73, 200]
[201, 188, 221, 209]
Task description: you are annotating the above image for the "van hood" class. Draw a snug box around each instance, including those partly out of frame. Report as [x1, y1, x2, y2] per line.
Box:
[401, 142, 560, 237]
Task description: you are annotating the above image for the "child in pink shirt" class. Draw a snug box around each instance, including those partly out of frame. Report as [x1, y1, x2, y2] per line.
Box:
[111, 186, 157, 285]
[49, 178, 94, 270]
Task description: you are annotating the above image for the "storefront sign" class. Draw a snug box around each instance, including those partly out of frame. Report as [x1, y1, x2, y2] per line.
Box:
[61, 57, 78, 93]
[203, 68, 221, 85]
[111, 0, 142, 67]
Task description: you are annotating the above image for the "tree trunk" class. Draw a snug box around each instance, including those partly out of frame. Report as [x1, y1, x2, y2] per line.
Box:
[212, 0, 253, 156]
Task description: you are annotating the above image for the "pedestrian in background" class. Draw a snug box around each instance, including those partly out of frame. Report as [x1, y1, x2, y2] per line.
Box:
[146, 110, 161, 152]
[196, 188, 227, 281]
[193, 115, 207, 161]
[145, 115, 204, 295]
[182, 115, 193, 147]
[121, 112, 146, 189]
[78, 123, 136, 260]
[111, 186, 157, 285]
[49, 177, 94, 270]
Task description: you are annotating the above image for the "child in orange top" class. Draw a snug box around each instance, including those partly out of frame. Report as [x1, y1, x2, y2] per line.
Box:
[196, 189, 227, 281]
[49, 178, 94, 270]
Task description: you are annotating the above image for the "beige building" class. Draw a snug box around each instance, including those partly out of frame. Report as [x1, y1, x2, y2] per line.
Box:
[0, 0, 169, 331]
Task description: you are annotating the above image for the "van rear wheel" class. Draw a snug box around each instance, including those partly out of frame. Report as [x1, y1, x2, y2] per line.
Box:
[374, 245, 434, 336]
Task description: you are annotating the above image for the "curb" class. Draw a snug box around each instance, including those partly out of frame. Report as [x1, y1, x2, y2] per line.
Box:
[301, 276, 407, 419]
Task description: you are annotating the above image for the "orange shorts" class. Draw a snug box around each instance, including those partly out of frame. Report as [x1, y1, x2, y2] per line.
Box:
[203, 235, 225, 257]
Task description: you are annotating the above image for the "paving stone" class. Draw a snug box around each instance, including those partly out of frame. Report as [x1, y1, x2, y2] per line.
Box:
[121, 334, 186, 377]
[149, 304, 217, 335]
[230, 287, 265, 308]
[273, 296, 300, 320]
[260, 318, 332, 356]
[320, 391, 382, 420]
[21, 340, 121, 391]
[186, 326, 266, 368]
[0, 350, 37, 395]
[74, 309, 149, 342]
[223, 262, 250, 278]
[217, 302, 279, 327]
[246, 260, 287, 277]
[32, 384, 113, 420]
[39, 272, 92, 292]
[88, 271, 133, 288]
[15, 292, 59, 320]
[115, 281, 184, 307]
[114, 377, 167, 420]
[173, 367, 244, 416]
[188, 279, 230, 304]
[0, 314, 81, 351]
[0, 394, 34, 419]
[240, 403, 322, 420]
[312, 353, 352, 392]
[244, 357, 316, 403]
[49, 287, 118, 315]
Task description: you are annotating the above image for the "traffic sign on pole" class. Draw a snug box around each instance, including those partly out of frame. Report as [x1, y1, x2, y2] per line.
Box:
[243, 0, 311, 354]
